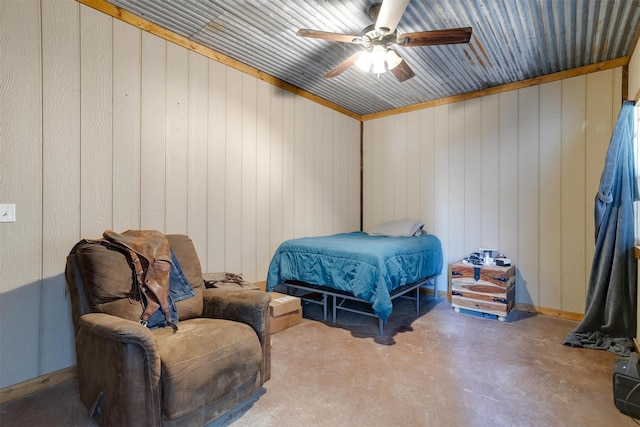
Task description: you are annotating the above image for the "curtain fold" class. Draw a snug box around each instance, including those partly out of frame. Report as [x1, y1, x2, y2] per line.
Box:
[564, 100, 639, 356]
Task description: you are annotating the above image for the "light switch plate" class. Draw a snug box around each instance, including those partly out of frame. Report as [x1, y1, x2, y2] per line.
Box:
[0, 204, 16, 223]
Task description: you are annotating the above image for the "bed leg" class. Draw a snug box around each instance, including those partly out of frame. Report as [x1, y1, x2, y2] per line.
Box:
[416, 287, 420, 316]
[332, 294, 337, 323]
[322, 292, 328, 321]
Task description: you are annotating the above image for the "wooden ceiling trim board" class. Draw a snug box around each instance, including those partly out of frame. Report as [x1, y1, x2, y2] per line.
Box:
[361, 56, 630, 121]
[78, 0, 636, 123]
[76, 0, 361, 120]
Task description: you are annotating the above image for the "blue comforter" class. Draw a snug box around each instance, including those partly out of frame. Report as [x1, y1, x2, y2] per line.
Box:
[266, 232, 443, 321]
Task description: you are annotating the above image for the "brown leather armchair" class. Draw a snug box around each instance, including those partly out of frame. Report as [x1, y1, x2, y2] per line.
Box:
[65, 233, 270, 426]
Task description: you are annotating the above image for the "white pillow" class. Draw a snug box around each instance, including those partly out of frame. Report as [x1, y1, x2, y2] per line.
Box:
[368, 219, 424, 237]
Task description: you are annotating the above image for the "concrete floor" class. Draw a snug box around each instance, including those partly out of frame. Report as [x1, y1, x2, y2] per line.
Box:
[1, 295, 637, 427]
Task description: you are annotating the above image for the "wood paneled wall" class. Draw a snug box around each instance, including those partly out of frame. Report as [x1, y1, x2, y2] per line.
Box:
[0, 0, 635, 391]
[363, 69, 623, 313]
[0, 0, 360, 388]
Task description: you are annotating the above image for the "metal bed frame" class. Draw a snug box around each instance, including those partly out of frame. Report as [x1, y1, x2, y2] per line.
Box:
[281, 274, 439, 335]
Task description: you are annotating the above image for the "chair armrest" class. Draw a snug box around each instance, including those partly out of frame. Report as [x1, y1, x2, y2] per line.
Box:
[78, 312, 157, 344]
[75, 313, 163, 425]
[202, 288, 270, 331]
[202, 288, 271, 381]
[77, 313, 162, 382]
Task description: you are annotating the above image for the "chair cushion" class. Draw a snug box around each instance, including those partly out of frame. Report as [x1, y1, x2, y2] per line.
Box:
[153, 317, 262, 420]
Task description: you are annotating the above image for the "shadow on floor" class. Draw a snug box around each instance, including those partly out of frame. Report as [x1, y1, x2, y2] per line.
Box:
[298, 294, 446, 345]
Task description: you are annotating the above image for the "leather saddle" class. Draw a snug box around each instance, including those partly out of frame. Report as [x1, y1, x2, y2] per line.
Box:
[103, 229, 176, 330]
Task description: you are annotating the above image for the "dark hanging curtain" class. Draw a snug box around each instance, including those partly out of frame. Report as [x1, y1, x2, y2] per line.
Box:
[564, 100, 639, 356]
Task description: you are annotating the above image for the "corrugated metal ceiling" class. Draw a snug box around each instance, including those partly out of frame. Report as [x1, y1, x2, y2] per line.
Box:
[105, 0, 640, 117]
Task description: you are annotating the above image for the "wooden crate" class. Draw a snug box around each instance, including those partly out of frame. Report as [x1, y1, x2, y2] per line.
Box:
[450, 262, 515, 321]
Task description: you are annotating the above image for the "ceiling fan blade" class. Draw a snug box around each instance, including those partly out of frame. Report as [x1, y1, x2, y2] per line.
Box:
[323, 51, 367, 78]
[390, 59, 415, 82]
[375, 0, 410, 33]
[296, 29, 363, 44]
[399, 27, 473, 46]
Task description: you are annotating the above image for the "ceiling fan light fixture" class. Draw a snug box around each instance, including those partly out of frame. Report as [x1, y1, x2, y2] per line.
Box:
[371, 62, 387, 75]
[385, 49, 402, 70]
[370, 45, 388, 74]
[355, 52, 373, 72]
[296, 0, 472, 83]
[354, 46, 400, 76]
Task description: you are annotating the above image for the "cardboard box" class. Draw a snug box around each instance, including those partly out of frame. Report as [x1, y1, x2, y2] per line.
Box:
[270, 308, 303, 334]
[270, 292, 301, 317]
[269, 292, 302, 333]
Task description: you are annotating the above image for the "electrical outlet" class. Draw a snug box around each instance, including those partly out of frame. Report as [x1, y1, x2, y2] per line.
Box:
[0, 204, 16, 223]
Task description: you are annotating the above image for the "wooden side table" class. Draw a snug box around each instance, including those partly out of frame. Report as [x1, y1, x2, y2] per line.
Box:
[450, 261, 516, 321]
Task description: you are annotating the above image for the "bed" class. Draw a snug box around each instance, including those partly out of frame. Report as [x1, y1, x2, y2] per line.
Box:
[266, 230, 443, 333]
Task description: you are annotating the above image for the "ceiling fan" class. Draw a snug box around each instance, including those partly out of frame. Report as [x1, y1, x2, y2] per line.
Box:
[296, 0, 472, 82]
